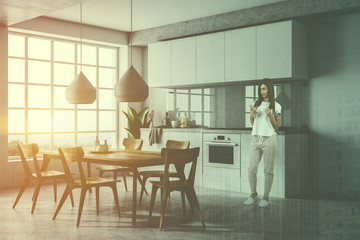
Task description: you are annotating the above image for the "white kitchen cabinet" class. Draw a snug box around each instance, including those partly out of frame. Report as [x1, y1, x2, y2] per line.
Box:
[256, 20, 308, 80]
[148, 41, 171, 87]
[203, 167, 241, 192]
[196, 32, 225, 84]
[171, 37, 197, 86]
[225, 27, 256, 82]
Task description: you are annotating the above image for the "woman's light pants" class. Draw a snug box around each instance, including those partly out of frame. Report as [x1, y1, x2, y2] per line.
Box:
[248, 135, 277, 198]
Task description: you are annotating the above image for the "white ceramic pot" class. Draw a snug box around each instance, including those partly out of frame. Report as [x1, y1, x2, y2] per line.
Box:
[171, 120, 180, 128]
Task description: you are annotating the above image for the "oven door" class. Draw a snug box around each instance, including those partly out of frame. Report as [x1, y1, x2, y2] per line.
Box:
[203, 142, 240, 169]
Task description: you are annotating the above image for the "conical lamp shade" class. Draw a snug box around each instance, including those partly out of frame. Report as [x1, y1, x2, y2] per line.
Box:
[66, 72, 96, 104]
[114, 65, 149, 102]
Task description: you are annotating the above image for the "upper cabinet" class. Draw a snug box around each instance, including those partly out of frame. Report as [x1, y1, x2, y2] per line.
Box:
[171, 37, 197, 86]
[196, 32, 225, 84]
[225, 27, 256, 82]
[256, 21, 308, 80]
[148, 41, 171, 87]
[147, 20, 308, 88]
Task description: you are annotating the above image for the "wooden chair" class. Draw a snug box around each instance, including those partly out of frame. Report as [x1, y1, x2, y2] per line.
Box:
[148, 147, 205, 230]
[96, 138, 146, 193]
[12, 143, 74, 214]
[138, 140, 190, 204]
[53, 146, 121, 227]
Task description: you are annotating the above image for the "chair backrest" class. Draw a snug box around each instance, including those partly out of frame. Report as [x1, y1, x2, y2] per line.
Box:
[123, 138, 143, 150]
[161, 147, 200, 187]
[18, 143, 41, 177]
[58, 147, 85, 186]
[166, 140, 190, 149]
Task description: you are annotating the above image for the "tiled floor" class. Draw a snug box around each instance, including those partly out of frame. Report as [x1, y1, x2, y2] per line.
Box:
[1, 180, 359, 240]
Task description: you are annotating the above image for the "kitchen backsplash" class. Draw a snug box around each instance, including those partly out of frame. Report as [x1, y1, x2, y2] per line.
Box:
[166, 81, 309, 129]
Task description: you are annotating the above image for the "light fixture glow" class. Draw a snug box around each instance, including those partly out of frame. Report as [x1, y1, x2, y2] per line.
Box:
[114, 0, 148, 102]
[66, 3, 96, 104]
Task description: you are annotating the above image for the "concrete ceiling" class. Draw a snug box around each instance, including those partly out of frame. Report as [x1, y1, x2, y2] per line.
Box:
[0, 0, 90, 26]
[44, 0, 286, 32]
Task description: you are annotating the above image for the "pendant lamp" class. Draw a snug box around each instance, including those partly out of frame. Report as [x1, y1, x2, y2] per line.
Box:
[66, 3, 96, 104]
[114, 0, 148, 102]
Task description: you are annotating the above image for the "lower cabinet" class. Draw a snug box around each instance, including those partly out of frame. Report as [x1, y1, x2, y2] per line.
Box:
[139, 129, 308, 198]
[202, 167, 241, 192]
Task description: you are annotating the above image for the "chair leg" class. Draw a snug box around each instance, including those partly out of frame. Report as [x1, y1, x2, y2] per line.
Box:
[77, 188, 88, 227]
[53, 179, 57, 202]
[159, 177, 164, 204]
[31, 180, 42, 214]
[69, 190, 75, 207]
[53, 185, 71, 220]
[12, 179, 30, 208]
[111, 184, 121, 217]
[122, 172, 128, 191]
[181, 191, 186, 216]
[95, 186, 100, 215]
[137, 174, 148, 195]
[159, 189, 169, 231]
[139, 176, 149, 205]
[149, 185, 158, 218]
[187, 187, 205, 227]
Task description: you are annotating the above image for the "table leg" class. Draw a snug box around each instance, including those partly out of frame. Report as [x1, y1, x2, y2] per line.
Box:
[87, 162, 92, 193]
[132, 168, 138, 225]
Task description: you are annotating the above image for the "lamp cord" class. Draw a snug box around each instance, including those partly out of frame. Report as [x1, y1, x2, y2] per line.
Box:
[130, 0, 132, 66]
[80, 3, 83, 72]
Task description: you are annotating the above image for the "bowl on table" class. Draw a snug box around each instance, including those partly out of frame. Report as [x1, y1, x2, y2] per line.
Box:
[171, 120, 180, 128]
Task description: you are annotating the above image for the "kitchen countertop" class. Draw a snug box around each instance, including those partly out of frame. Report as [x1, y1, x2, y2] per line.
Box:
[141, 126, 309, 135]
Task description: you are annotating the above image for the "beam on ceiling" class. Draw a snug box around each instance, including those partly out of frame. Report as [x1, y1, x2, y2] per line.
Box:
[132, 0, 360, 46]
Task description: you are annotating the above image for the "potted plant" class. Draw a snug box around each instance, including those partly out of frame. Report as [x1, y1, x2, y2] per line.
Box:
[123, 106, 151, 139]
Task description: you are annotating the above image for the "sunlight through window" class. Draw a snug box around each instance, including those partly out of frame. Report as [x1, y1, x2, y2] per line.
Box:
[8, 33, 118, 158]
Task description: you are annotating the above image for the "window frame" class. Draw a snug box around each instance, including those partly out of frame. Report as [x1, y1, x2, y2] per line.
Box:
[167, 88, 214, 127]
[7, 32, 119, 159]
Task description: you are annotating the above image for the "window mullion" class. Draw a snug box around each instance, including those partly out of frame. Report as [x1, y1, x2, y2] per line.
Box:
[51, 40, 54, 149]
[25, 36, 29, 144]
[74, 43, 78, 145]
[96, 46, 99, 136]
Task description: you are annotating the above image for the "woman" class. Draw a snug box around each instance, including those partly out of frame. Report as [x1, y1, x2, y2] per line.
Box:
[243, 78, 281, 207]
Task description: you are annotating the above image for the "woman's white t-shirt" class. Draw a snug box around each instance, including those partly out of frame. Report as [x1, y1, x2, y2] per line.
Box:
[251, 101, 282, 136]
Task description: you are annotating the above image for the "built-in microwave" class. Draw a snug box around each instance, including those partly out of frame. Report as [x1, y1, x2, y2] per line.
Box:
[203, 133, 240, 170]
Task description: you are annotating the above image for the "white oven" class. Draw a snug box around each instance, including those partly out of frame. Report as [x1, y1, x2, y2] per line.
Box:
[203, 133, 241, 170]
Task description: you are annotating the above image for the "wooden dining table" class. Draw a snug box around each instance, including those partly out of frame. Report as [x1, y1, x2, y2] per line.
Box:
[41, 149, 163, 225]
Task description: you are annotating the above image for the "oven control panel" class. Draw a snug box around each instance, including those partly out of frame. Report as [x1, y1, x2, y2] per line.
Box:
[203, 133, 240, 143]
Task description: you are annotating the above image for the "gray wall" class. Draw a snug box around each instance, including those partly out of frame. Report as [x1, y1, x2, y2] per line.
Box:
[309, 12, 360, 199]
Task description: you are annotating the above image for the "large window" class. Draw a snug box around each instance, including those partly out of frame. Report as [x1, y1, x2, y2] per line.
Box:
[8, 33, 118, 158]
[167, 88, 214, 127]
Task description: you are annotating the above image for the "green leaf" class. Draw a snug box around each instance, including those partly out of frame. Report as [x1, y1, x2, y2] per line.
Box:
[128, 106, 138, 120]
[122, 110, 131, 122]
[138, 107, 149, 125]
[123, 106, 151, 139]
[124, 128, 136, 139]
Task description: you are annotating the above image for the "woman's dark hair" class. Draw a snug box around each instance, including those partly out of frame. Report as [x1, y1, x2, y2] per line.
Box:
[254, 78, 275, 113]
